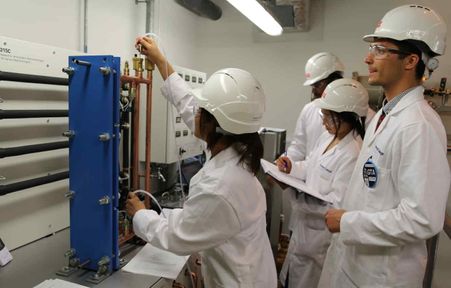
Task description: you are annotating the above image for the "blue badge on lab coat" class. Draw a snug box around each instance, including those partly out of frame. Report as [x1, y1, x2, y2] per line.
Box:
[363, 157, 378, 188]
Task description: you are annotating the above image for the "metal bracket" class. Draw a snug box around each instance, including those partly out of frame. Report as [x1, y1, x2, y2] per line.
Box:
[62, 67, 75, 76]
[65, 190, 75, 199]
[56, 249, 79, 277]
[98, 133, 110, 142]
[99, 66, 111, 76]
[98, 196, 111, 205]
[62, 130, 75, 138]
[86, 256, 111, 284]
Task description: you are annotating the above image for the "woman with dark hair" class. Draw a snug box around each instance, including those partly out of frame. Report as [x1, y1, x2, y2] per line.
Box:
[127, 36, 277, 287]
[276, 79, 369, 288]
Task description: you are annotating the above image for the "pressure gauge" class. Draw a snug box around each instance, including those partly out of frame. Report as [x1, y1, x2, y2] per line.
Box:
[427, 57, 439, 71]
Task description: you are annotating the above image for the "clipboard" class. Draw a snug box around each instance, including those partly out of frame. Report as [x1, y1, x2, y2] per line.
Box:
[261, 159, 332, 203]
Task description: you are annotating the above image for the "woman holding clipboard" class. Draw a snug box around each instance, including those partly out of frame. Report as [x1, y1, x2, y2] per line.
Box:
[275, 79, 369, 288]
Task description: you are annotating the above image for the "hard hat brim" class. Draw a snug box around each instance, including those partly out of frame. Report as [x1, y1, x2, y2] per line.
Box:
[314, 98, 338, 112]
[363, 34, 377, 42]
[303, 78, 317, 86]
[363, 33, 408, 43]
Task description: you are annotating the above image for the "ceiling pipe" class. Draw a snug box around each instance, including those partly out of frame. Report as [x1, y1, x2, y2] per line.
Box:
[175, 0, 222, 20]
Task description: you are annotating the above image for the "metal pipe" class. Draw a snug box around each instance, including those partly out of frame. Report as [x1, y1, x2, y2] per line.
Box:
[73, 59, 91, 67]
[0, 71, 68, 86]
[0, 171, 69, 196]
[0, 141, 69, 158]
[132, 85, 140, 191]
[120, 75, 151, 85]
[83, 0, 88, 53]
[144, 60, 154, 201]
[146, 0, 154, 33]
[0, 109, 68, 119]
[121, 115, 130, 171]
[130, 56, 143, 191]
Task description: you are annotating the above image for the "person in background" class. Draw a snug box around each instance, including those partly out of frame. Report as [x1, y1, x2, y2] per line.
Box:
[271, 53, 344, 272]
[127, 36, 277, 287]
[276, 79, 369, 288]
[284, 52, 345, 163]
[320, 5, 451, 288]
[283, 52, 375, 164]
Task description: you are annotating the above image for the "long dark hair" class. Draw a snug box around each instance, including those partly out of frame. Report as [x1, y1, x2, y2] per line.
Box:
[329, 111, 366, 139]
[200, 108, 263, 175]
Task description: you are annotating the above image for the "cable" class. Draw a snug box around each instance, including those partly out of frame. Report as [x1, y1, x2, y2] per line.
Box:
[132, 189, 167, 218]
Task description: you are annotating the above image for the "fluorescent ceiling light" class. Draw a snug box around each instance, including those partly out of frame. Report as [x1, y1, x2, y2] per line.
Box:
[226, 0, 283, 36]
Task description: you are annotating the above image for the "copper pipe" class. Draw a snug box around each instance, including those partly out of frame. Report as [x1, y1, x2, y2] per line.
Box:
[144, 60, 154, 206]
[131, 81, 140, 191]
[120, 75, 151, 85]
[131, 55, 143, 191]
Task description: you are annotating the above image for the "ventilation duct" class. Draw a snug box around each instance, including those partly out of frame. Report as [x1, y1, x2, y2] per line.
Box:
[263, 0, 311, 32]
[175, 0, 222, 20]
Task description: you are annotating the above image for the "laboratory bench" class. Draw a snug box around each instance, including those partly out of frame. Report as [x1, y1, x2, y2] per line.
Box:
[0, 228, 172, 288]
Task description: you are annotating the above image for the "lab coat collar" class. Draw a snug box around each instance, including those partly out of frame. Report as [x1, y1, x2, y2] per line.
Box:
[204, 146, 240, 170]
[366, 86, 424, 146]
[322, 131, 360, 157]
[189, 146, 240, 194]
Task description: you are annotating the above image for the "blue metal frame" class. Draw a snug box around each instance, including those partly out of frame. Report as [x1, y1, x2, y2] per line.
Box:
[67, 55, 120, 272]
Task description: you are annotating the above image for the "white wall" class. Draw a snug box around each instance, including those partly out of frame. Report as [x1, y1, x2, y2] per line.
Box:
[196, 0, 451, 140]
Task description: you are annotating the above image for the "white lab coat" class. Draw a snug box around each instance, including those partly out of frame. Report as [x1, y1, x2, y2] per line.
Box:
[280, 130, 362, 288]
[319, 86, 451, 288]
[286, 99, 325, 162]
[133, 72, 277, 288]
[286, 101, 374, 229]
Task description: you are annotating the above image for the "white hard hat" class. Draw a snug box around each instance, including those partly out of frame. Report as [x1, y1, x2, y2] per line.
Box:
[363, 4, 447, 56]
[303, 52, 345, 86]
[193, 68, 265, 134]
[316, 79, 369, 117]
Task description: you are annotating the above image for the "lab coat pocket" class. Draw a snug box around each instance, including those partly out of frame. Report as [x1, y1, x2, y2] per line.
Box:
[319, 164, 333, 181]
[305, 212, 327, 230]
[365, 167, 392, 211]
[343, 244, 400, 287]
[297, 194, 328, 230]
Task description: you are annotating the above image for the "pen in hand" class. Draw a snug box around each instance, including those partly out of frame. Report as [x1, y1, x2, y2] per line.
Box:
[282, 152, 288, 170]
[276, 152, 291, 173]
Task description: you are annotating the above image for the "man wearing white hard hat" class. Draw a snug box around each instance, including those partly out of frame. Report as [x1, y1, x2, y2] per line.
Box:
[283, 52, 345, 163]
[127, 36, 277, 287]
[277, 79, 369, 288]
[320, 5, 451, 288]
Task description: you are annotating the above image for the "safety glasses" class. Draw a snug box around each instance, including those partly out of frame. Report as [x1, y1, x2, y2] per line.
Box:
[368, 44, 411, 59]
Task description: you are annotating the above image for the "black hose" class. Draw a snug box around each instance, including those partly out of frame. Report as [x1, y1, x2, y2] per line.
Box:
[0, 109, 68, 119]
[0, 71, 68, 86]
[0, 171, 69, 196]
[0, 141, 69, 158]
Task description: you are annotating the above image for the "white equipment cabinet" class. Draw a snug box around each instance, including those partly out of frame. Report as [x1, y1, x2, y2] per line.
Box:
[140, 65, 206, 164]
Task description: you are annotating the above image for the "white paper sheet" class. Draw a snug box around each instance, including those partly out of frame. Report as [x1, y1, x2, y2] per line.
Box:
[122, 243, 189, 279]
[261, 159, 332, 203]
[33, 279, 89, 288]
